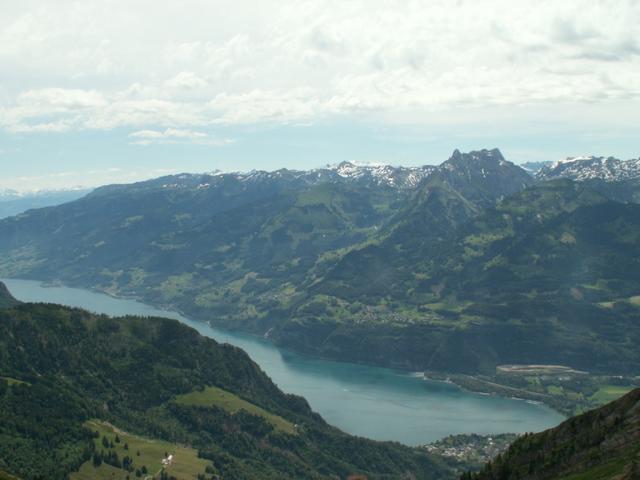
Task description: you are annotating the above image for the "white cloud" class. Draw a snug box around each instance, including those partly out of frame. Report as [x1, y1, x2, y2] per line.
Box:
[128, 128, 233, 146]
[164, 71, 208, 90]
[17, 88, 106, 108]
[1, 167, 180, 192]
[0, 0, 638, 133]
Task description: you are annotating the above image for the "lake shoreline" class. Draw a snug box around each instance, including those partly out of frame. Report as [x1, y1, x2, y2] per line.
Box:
[8, 276, 570, 416]
[423, 372, 568, 416]
[2, 276, 567, 445]
[29, 278, 568, 413]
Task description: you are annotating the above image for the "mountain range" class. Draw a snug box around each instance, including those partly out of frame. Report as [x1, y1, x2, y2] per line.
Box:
[537, 155, 640, 182]
[1, 149, 639, 375]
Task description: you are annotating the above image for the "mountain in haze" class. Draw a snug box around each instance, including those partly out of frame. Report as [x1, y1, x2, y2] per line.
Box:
[0, 188, 91, 220]
[519, 160, 552, 175]
[465, 388, 640, 480]
[537, 155, 640, 182]
[0, 148, 639, 376]
[0, 282, 454, 480]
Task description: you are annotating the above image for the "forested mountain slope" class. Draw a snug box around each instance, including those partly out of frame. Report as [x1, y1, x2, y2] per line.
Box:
[278, 178, 640, 374]
[0, 282, 453, 480]
[465, 388, 640, 480]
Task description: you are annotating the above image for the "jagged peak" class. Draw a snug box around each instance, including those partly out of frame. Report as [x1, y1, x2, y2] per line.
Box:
[447, 148, 506, 164]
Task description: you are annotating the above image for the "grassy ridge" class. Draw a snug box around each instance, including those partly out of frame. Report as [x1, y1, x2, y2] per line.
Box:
[71, 421, 211, 480]
[174, 386, 297, 435]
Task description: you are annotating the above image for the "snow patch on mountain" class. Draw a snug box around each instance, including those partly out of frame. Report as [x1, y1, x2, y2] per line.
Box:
[326, 161, 436, 188]
[151, 162, 438, 192]
[538, 156, 640, 182]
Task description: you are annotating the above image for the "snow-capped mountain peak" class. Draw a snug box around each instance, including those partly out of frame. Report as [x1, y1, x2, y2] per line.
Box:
[538, 155, 640, 182]
[324, 161, 436, 188]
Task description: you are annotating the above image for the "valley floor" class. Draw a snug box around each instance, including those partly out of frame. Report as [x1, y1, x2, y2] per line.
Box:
[426, 369, 640, 417]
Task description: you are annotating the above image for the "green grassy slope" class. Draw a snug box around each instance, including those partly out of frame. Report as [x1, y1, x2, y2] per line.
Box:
[71, 420, 211, 480]
[174, 386, 297, 435]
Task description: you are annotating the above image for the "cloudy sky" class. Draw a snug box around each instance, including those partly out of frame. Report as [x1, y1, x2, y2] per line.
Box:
[1, 0, 639, 191]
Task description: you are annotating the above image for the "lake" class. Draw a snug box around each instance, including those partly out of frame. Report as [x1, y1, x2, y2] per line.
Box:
[2, 278, 564, 445]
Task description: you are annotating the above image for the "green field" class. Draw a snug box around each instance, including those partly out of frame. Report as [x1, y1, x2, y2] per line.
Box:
[71, 420, 212, 480]
[590, 385, 635, 404]
[0, 376, 29, 386]
[174, 386, 297, 435]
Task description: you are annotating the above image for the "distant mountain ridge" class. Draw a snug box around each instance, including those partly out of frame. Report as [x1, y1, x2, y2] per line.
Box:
[0, 188, 91, 220]
[538, 155, 640, 182]
[92, 161, 437, 197]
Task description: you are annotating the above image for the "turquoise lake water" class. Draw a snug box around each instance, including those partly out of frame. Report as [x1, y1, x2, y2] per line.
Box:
[2, 278, 564, 445]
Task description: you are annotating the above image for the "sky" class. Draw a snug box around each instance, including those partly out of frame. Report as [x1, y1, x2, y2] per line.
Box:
[1, 0, 639, 191]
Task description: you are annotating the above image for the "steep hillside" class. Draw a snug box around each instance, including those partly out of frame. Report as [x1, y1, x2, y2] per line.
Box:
[0, 174, 408, 329]
[0, 297, 454, 480]
[275, 180, 640, 374]
[313, 148, 534, 300]
[465, 388, 640, 480]
[0, 282, 18, 309]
